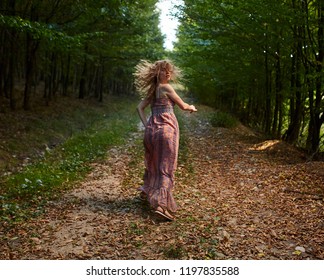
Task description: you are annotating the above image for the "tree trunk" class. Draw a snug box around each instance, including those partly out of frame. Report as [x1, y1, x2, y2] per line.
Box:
[0, 29, 5, 99]
[9, 31, 16, 110]
[79, 60, 87, 99]
[62, 55, 71, 96]
[23, 33, 38, 110]
[306, 0, 324, 155]
[284, 26, 303, 144]
[98, 65, 104, 102]
[23, 4, 39, 110]
[263, 26, 272, 135]
[272, 47, 283, 138]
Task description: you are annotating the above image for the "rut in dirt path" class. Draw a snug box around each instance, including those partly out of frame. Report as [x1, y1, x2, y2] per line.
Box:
[3, 109, 324, 260]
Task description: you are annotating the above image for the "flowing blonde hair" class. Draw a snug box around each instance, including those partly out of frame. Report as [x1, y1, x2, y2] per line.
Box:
[133, 59, 181, 101]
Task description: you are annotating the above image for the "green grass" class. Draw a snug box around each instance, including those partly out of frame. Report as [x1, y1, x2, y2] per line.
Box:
[0, 96, 139, 223]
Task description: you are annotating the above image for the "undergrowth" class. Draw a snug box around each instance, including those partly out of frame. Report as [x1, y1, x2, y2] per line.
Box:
[0, 96, 139, 224]
[210, 111, 238, 128]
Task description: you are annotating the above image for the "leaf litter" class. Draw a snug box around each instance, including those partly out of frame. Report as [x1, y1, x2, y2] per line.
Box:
[0, 106, 323, 260]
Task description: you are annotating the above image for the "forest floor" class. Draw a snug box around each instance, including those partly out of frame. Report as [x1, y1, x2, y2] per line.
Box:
[1, 105, 324, 260]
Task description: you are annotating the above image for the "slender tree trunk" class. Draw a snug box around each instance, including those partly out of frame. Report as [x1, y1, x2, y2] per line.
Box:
[306, 0, 324, 155]
[264, 26, 272, 135]
[62, 55, 71, 96]
[0, 30, 5, 99]
[23, 34, 37, 110]
[272, 47, 283, 138]
[79, 60, 87, 99]
[94, 65, 100, 99]
[51, 52, 57, 98]
[2, 0, 16, 109]
[98, 65, 104, 102]
[23, 5, 39, 110]
[9, 31, 16, 110]
[285, 25, 303, 144]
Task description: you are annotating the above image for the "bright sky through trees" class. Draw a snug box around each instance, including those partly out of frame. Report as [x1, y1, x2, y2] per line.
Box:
[156, 0, 182, 50]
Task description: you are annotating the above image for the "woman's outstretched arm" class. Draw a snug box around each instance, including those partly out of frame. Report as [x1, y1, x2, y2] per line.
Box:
[163, 84, 197, 112]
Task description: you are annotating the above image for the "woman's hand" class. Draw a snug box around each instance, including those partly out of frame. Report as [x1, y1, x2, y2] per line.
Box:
[189, 105, 197, 113]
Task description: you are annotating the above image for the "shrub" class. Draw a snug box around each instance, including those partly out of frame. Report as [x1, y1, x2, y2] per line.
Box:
[210, 111, 238, 128]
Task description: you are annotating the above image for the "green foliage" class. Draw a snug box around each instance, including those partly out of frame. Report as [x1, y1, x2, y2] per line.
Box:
[0, 15, 90, 49]
[210, 111, 238, 128]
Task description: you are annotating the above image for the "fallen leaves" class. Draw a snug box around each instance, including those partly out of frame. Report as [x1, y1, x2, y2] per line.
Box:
[187, 111, 324, 259]
[1, 107, 323, 260]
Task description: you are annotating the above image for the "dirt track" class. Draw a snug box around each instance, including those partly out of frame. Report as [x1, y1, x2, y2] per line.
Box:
[2, 107, 324, 260]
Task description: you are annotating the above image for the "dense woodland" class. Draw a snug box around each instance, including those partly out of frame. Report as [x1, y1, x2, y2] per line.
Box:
[0, 0, 323, 156]
[174, 0, 323, 156]
[0, 0, 164, 108]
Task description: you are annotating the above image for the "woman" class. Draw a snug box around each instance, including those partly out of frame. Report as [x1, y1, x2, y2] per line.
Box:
[134, 60, 197, 221]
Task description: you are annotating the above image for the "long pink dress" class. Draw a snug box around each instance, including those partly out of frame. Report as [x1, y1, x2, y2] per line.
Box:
[139, 94, 179, 213]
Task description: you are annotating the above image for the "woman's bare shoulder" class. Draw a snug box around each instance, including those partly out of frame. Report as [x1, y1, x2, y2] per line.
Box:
[160, 83, 174, 93]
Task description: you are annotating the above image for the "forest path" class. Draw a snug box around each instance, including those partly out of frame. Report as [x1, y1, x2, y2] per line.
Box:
[4, 107, 324, 260]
